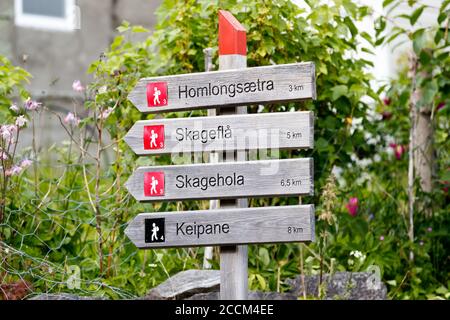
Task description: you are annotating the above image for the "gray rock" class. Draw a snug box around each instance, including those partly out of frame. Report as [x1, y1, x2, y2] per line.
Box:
[32, 271, 386, 300]
[185, 291, 219, 300]
[187, 291, 297, 300]
[144, 269, 220, 300]
[145, 270, 387, 300]
[249, 291, 297, 300]
[285, 272, 387, 300]
[29, 293, 106, 300]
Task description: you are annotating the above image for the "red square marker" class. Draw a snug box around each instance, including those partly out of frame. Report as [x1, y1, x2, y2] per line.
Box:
[144, 172, 165, 197]
[143, 125, 165, 150]
[147, 82, 168, 107]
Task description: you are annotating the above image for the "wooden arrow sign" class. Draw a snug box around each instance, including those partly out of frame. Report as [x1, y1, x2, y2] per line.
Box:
[125, 205, 315, 248]
[128, 62, 316, 113]
[125, 158, 313, 202]
[124, 111, 314, 155]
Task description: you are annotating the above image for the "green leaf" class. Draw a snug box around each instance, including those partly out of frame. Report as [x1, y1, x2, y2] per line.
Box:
[410, 6, 425, 26]
[255, 274, 267, 290]
[375, 17, 386, 37]
[435, 286, 448, 295]
[360, 31, 373, 44]
[3, 227, 11, 240]
[110, 35, 124, 51]
[258, 247, 270, 266]
[413, 28, 427, 54]
[387, 280, 397, 286]
[344, 16, 358, 37]
[331, 85, 348, 101]
[117, 21, 130, 33]
[396, 13, 411, 21]
[131, 26, 150, 33]
[187, 48, 197, 55]
[437, 12, 447, 24]
[386, 28, 405, 44]
[382, 0, 396, 7]
[375, 36, 385, 46]
[440, 0, 450, 11]
[316, 137, 329, 152]
[318, 62, 328, 75]
[256, 46, 267, 57]
[387, 1, 402, 15]
[441, 170, 450, 182]
[419, 49, 432, 65]
[361, 47, 374, 55]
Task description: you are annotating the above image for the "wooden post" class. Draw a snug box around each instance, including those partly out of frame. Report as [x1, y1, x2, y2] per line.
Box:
[218, 10, 248, 300]
[204, 47, 215, 270]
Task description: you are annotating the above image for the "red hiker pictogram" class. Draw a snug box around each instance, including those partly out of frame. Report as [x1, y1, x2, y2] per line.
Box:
[147, 82, 168, 107]
[143, 125, 164, 150]
[144, 172, 165, 196]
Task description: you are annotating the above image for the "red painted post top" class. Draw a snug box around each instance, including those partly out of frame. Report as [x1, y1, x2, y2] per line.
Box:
[218, 10, 246, 56]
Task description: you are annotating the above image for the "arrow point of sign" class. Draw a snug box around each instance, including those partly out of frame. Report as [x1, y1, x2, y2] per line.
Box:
[123, 122, 138, 153]
[127, 87, 144, 113]
[124, 174, 137, 200]
[124, 221, 139, 248]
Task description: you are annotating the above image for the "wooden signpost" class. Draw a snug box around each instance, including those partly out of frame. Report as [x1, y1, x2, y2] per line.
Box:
[124, 111, 314, 155]
[123, 10, 317, 300]
[217, 11, 249, 300]
[125, 205, 315, 249]
[128, 62, 316, 113]
[125, 158, 313, 202]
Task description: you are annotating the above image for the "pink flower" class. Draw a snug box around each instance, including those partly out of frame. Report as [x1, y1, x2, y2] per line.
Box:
[381, 111, 392, 120]
[24, 98, 42, 111]
[441, 180, 449, 193]
[99, 107, 113, 120]
[5, 165, 22, 176]
[12, 165, 22, 175]
[15, 115, 28, 128]
[436, 102, 445, 112]
[72, 80, 85, 92]
[427, 227, 432, 232]
[389, 143, 405, 160]
[20, 159, 32, 168]
[64, 112, 80, 126]
[0, 150, 8, 160]
[10, 104, 19, 113]
[1, 125, 16, 140]
[379, 236, 384, 241]
[1, 126, 12, 140]
[345, 197, 358, 217]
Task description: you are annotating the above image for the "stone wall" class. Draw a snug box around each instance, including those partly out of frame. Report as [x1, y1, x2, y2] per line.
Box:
[29, 269, 388, 300]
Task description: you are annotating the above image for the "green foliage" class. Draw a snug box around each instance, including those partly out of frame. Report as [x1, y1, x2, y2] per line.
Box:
[0, 56, 31, 121]
[347, 0, 450, 299]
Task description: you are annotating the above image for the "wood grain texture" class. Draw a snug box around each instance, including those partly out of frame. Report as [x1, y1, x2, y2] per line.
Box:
[147, 269, 220, 299]
[124, 205, 315, 248]
[125, 158, 314, 202]
[203, 47, 215, 270]
[124, 111, 314, 155]
[128, 62, 316, 113]
[217, 41, 249, 300]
